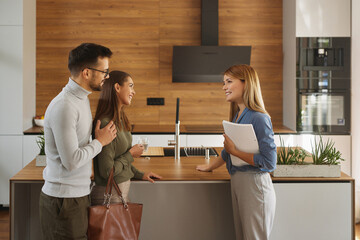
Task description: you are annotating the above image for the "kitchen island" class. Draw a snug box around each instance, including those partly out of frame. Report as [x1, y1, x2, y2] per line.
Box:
[10, 149, 354, 240]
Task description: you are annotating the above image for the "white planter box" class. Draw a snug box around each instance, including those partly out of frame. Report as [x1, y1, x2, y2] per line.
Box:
[35, 155, 46, 166]
[272, 164, 341, 178]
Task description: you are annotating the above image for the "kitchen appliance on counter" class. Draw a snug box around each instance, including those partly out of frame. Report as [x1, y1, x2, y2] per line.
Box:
[296, 37, 350, 134]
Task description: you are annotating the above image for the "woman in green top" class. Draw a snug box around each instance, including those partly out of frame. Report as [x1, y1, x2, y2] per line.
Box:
[91, 70, 162, 205]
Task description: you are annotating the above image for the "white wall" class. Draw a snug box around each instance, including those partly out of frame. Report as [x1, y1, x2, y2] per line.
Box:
[352, 0, 360, 222]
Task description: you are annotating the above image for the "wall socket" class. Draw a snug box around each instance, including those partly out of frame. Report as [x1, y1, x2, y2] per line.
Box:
[147, 98, 165, 105]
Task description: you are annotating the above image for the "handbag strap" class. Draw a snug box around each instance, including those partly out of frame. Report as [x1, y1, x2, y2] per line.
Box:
[103, 167, 128, 209]
[105, 167, 115, 195]
[111, 177, 128, 209]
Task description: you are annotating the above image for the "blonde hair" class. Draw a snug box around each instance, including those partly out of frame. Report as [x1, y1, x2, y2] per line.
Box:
[224, 64, 269, 121]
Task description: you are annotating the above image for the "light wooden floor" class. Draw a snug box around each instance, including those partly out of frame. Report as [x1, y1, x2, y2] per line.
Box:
[0, 207, 360, 240]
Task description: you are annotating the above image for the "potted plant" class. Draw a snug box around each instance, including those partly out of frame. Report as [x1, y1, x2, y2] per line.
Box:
[36, 131, 46, 166]
[276, 136, 310, 165]
[272, 135, 343, 177]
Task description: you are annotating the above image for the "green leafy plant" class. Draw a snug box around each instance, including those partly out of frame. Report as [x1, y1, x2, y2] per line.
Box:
[277, 135, 310, 165]
[36, 131, 45, 155]
[311, 135, 344, 165]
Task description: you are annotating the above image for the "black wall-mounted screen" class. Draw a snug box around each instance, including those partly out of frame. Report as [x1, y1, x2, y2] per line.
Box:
[172, 46, 251, 83]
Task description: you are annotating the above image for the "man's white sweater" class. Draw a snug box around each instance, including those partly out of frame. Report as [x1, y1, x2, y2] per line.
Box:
[42, 78, 102, 198]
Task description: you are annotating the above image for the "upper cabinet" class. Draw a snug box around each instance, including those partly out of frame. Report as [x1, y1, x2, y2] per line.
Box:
[0, 26, 23, 134]
[0, 0, 23, 135]
[0, 0, 23, 26]
[296, 0, 350, 37]
[0, 0, 35, 134]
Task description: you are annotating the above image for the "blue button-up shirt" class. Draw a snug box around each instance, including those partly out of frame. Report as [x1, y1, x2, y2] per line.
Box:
[221, 107, 277, 174]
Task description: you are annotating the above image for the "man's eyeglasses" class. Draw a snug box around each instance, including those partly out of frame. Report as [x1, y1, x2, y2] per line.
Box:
[85, 67, 109, 78]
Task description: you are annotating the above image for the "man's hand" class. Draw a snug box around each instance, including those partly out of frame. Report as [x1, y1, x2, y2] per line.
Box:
[94, 120, 117, 146]
[129, 144, 144, 158]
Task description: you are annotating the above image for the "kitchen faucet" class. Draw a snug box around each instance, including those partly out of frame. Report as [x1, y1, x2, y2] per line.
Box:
[168, 98, 180, 160]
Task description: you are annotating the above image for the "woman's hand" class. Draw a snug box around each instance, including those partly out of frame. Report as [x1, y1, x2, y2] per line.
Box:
[196, 164, 212, 172]
[142, 172, 162, 183]
[223, 134, 255, 166]
[196, 156, 226, 172]
[223, 134, 237, 155]
[129, 144, 144, 158]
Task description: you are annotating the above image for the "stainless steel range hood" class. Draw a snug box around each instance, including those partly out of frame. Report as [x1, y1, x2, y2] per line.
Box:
[172, 0, 251, 83]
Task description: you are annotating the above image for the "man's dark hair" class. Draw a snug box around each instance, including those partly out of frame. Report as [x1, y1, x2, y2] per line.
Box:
[68, 43, 112, 77]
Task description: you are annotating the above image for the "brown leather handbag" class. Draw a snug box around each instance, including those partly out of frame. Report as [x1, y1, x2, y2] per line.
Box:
[88, 168, 143, 240]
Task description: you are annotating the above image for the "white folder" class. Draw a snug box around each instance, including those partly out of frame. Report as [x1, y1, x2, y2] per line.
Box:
[222, 120, 259, 166]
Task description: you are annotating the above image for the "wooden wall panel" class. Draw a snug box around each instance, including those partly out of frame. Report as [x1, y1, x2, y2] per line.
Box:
[36, 0, 161, 124]
[36, 0, 282, 126]
[219, 0, 283, 125]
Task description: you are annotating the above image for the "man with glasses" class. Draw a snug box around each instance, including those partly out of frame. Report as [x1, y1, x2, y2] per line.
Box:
[39, 43, 117, 239]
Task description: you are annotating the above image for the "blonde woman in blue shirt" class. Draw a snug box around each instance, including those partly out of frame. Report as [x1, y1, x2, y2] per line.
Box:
[197, 64, 276, 240]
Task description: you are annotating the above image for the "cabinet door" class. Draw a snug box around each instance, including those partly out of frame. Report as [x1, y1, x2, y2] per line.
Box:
[296, 0, 350, 37]
[271, 183, 352, 240]
[0, 0, 22, 25]
[0, 136, 23, 205]
[22, 135, 40, 167]
[0, 26, 23, 134]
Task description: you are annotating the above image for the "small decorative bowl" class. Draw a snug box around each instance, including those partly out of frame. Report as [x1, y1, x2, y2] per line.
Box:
[34, 119, 44, 127]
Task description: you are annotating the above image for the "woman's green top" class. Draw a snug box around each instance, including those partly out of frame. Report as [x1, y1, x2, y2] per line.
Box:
[93, 119, 144, 186]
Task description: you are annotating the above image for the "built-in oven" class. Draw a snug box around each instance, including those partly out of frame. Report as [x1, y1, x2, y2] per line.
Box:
[296, 37, 351, 134]
[297, 78, 350, 134]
